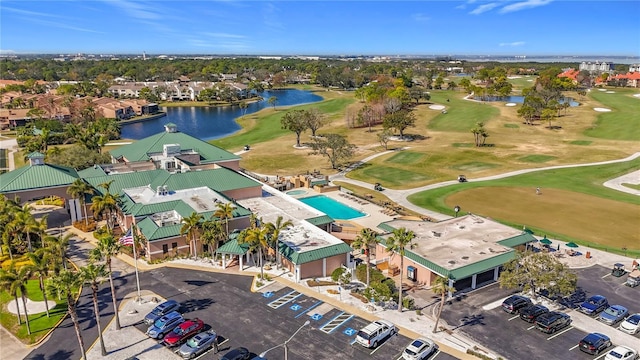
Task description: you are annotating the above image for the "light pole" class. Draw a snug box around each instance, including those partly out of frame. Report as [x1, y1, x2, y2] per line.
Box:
[454, 205, 460, 218]
[259, 320, 310, 360]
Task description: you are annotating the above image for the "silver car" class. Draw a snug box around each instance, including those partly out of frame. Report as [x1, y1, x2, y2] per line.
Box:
[177, 330, 218, 359]
[146, 311, 184, 339]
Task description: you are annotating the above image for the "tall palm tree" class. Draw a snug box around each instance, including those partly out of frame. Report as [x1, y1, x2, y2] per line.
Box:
[26, 250, 53, 317]
[90, 192, 118, 233]
[46, 232, 73, 273]
[180, 212, 203, 258]
[47, 269, 86, 360]
[432, 276, 456, 333]
[80, 262, 108, 356]
[67, 179, 95, 226]
[0, 266, 32, 334]
[265, 216, 293, 269]
[239, 224, 270, 279]
[90, 234, 123, 330]
[351, 228, 379, 288]
[385, 227, 416, 312]
[201, 219, 226, 258]
[213, 202, 235, 238]
[0, 195, 21, 257]
[11, 205, 38, 252]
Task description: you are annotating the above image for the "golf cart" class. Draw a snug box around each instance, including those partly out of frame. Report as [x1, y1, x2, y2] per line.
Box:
[627, 269, 640, 287]
[374, 183, 383, 191]
[612, 263, 626, 277]
[458, 175, 467, 183]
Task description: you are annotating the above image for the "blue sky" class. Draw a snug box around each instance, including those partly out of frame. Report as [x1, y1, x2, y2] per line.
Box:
[1, 1, 638, 56]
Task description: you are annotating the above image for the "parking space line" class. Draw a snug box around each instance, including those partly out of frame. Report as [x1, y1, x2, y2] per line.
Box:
[527, 325, 535, 330]
[547, 326, 573, 340]
[432, 350, 442, 358]
[350, 338, 358, 345]
[508, 315, 520, 321]
[594, 352, 608, 360]
[320, 312, 354, 334]
[602, 273, 611, 279]
[369, 337, 390, 355]
[569, 344, 578, 351]
[267, 291, 302, 309]
[295, 301, 323, 319]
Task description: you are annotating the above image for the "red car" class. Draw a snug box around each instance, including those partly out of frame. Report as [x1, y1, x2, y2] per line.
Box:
[162, 318, 205, 347]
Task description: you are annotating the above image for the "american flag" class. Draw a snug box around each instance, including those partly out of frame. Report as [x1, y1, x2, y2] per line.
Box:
[119, 228, 134, 246]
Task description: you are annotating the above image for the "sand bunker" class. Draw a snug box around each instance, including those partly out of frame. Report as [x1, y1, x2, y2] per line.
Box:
[598, 89, 607, 91]
[429, 105, 446, 110]
[606, 91, 615, 94]
[594, 108, 612, 112]
[505, 103, 517, 107]
[7, 298, 57, 315]
[634, 94, 640, 98]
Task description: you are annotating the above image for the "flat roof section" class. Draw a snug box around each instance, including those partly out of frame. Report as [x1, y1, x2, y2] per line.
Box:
[124, 185, 230, 213]
[383, 215, 522, 271]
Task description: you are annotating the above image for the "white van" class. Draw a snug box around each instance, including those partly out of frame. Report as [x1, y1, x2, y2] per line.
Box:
[355, 320, 397, 348]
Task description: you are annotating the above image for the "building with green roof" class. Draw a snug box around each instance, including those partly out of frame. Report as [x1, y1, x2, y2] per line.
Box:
[374, 214, 536, 295]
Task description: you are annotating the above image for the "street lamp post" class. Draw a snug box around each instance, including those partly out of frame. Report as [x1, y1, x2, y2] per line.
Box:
[259, 320, 310, 360]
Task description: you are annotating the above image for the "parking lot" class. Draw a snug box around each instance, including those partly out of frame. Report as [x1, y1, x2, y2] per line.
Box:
[439, 265, 640, 360]
[127, 268, 459, 360]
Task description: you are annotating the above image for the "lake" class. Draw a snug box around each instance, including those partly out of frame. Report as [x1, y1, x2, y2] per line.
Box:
[479, 95, 579, 107]
[121, 89, 323, 140]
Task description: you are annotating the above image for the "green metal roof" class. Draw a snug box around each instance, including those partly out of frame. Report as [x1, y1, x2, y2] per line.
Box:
[27, 151, 45, 158]
[136, 216, 185, 241]
[497, 233, 537, 248]
[217, 239, 249, 255]
[377, 222, 396, 233]
[77, 165, 108, 178]
[305, 215, 334, 226]
[0, 163, 79, 192]
[108, 129, 240, 164]
[278, 241, 352, 265]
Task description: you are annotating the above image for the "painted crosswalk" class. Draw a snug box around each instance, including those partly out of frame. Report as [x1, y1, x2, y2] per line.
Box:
[320, 312, 354, 334]
[267, 290, 302, 309]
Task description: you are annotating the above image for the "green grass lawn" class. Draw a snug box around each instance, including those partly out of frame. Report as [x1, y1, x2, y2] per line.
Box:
[427, 91, 500, 132]
[623, 183, 640, 190]
[518, 155, 557, 163]
[584, 89, 640, 141]
[569, 140, 593, 145]
[407, 158, 640, 254]
[507, 75, 537, 92]
[384, 151, 427, 165]
[0, 279, 69, 343]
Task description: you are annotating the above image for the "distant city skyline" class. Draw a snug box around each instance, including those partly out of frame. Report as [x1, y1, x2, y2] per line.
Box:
[1, 0, 639, 57]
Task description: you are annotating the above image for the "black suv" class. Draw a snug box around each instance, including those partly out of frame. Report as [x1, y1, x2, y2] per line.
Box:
[579, 333, 611, 355]
[519, 304, 549, 323]
[535, 311, 571, 333]
[501, 295, 532, 314]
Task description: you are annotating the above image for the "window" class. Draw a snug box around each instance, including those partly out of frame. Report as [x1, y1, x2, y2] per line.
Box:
[172, 242, 178, 250]
[162, 244, 168, 254]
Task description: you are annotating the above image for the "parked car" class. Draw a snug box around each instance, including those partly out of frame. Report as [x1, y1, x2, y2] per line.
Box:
[220, 347, 251, 360]
[519, 304, 549, 323]
[146, 311, 185, 340]
[579, 333, 612, 355]
[619, 313, 640, 334]
[162, 318, 205, 347]
[534, 311, 571, 334]
[501, 295, 532, 314]
[605, 345, 639, 360]
[599, 305, 629, 325]
[144, 299, 180, 325]
[402, 338, 438, 360]
[580, 295, 609, 316]
[558, 288, 586, 309]
[356, 320, 397, 348]
[177, 330, 218, 359]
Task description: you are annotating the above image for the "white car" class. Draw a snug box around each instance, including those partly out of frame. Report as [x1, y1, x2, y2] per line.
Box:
[605, 346, 638, 360]
[402, 338, 438, 360]
[619, 313, 640, 334]
[355, 320, 397, 348]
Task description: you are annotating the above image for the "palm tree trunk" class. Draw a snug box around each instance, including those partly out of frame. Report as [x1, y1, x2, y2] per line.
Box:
[193, 235, 198, 258]
[259, 248, 264, 279]
[107, 261, 121, 330]
[26, 232, 33, 252]
[276, 239, 281, 270]
[21, 294, 31, 335]
[14, 295, 22, 325]
[433, 292, 445, 333]
[69, 300, 87, 360]
[39, 276, 50, 317]
[92, 285, 107, 356]
[365, 251, 371, 288]
[83, 201, 89, 226]
[398, 255, 404, 312]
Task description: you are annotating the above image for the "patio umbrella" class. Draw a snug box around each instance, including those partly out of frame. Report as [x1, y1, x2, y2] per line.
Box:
[540, 238, 553, 245]
[566, 242, 579, 248]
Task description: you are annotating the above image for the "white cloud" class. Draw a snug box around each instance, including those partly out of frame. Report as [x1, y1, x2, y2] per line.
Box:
[499, 41, 525, 47]
[202, 32, 246, 39]
[412, 13, 430, 22]
[469, 2, 500, 15]
[1, 6, 61, 18]
[104, 0, 162, 20]
[499, 0, 554, 14]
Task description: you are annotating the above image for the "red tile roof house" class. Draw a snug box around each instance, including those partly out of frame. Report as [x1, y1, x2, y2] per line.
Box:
[558, 68, 580, 82]
[611, 72, 640, 88]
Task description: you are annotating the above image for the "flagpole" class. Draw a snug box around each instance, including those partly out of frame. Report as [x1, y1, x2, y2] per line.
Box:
[132, 224, 142, 303]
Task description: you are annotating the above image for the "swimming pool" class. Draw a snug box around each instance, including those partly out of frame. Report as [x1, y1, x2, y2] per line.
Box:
[286, 189, 307, 196]
[299, 195, 366, 220]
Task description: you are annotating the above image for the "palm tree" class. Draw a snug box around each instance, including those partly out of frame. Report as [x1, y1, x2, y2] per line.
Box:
[180, 212, 203, 258]
[46, 232, 73, 273]
[11, 205, 38, 252]
[0, 266, 32, 334]
[213, 202, 235, 238]
[90, 192, 118, 233]
[90, 234, 123, 330]
[239, 225, 270, 279]
[385, 227, 416, 312]
[201, 219, 226, 258]
[265, 216, 293, 269]
[26, 250, 53, 317]
[47, 269, 86, 360]
[268, 96, 277, 109]
[352, 228, 378, 288]
[67, 179, 95, 226]
[80, 262, 108, 356]
[432, 276, 456, 333]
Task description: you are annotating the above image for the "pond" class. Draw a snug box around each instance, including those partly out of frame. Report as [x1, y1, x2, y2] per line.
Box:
[479, 95, 579, 107]
[120, 89, 323, 140]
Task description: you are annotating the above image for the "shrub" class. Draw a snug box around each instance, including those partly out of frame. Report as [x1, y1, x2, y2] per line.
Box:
[365, 281, 393, 302]
[306, 279, 337, 287]
[355, 264, 386, 284]
[73, 220, 96, 232]
[327, 289, 339, 294]
[416, 309, 422, 316]
[403, 297, 415, 311]
[331, 267, 346, 282]
[349, 290, 369, 303]
[256, 280, 264, 288]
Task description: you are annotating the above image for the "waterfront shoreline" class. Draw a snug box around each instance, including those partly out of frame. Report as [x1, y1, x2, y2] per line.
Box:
[117, 111, 167, 125]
